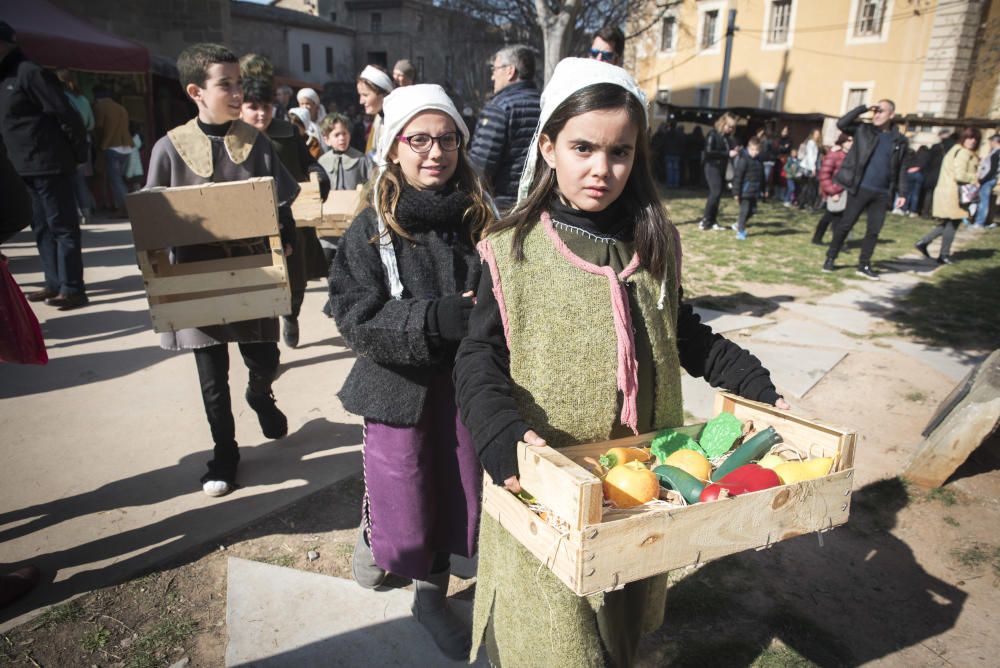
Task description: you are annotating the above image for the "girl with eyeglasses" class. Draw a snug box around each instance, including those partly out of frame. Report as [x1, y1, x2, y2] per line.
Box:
[327, 84, 496, 661]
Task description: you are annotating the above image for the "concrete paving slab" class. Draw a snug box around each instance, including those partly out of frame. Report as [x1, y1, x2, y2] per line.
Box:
[0, 221, 364, 630]
[743, 343, 846, 399]
[886, 339, 987, 383]
[816, 289, 896, 311]
[225, 557, 486, 667]
[750, 319, 873, 352]
[780, 302, 882, 336]
[681, 375, 718, 420]
[691, 307, 774, 334]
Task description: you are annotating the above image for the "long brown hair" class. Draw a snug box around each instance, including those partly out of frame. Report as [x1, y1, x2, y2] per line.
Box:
[367, 132, 495, 245]
[484, 83, 675, 281]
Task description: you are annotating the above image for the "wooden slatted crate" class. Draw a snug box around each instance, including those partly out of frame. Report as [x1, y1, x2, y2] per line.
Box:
[481, 392, 857, 596]
[125, 177, 290, 333]
[290, 173, 363, 238]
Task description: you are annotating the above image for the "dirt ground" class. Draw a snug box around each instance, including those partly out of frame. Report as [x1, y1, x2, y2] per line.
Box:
[2, 285, 998, 668]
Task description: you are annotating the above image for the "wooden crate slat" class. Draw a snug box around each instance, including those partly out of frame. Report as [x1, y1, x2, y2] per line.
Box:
[149, 285, 290, 332]
[144, 265, 286, 298]
[145, 251, 276, 278]
[291, 176, 324, 225]
[516, 443, 604, 531]
[575, 470, 854, 595]
[482, 473, 583, 589]
[126, 177, 280, 250]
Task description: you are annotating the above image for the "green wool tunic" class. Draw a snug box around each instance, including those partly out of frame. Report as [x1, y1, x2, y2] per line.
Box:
[473, 217, 684, 667]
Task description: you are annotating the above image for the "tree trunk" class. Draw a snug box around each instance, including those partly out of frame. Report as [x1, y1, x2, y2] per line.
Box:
[535, 0, 582, 83]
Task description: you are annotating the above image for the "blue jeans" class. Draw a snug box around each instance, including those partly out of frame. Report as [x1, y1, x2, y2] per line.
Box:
[664, 155, 681, 188]
[905, 172, 924, 214]
[974, 178, 996, 226]
[105, 149, 129, 210]
[25, 173, 85, 295]
[783, 178, 796, 203]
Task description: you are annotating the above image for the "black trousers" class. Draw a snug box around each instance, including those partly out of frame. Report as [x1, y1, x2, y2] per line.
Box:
[193, 342, 280, 481]
[827, 188, 889, 267]
[25, 173, 85, 295]
[813, 209, 843, 243]
[736, 198, 756, 232]
[703, 163, 724, 224]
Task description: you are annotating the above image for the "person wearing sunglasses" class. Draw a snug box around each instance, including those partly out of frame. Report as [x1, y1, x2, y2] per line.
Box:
[469, 45, 541, 212]
[589, 25, 625, 66]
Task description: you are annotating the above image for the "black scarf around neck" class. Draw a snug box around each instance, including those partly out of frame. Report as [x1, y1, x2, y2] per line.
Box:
[395, 184, 472, 234]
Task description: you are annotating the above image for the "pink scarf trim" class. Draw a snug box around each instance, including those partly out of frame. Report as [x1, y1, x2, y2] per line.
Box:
[540, 213, 641, 434]
[476, 239, 512, 346]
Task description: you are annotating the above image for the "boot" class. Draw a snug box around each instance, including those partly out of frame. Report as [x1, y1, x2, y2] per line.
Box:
[282, 316, 299, 348]
[246, 374, 288, 439]
[412, 569, 471, 661]
[351, 522, 387, 589]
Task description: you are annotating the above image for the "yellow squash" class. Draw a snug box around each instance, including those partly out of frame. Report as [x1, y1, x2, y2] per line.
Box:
[773, 457, 834, 484]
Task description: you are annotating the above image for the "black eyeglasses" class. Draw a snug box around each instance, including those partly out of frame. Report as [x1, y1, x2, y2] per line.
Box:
[397, 132, 461, 153]
[589, 48, 616, 62]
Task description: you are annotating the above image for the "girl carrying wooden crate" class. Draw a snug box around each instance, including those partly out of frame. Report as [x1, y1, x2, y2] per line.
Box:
[454, 58, 789, 667]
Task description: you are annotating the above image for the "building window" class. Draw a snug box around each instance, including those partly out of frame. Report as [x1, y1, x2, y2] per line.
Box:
[445, 55, 454, 81]
[416, 56, 425, 81]
[696, 86, 712, 108]
[302, 44, 311, 73]
[660, 16, 676, 52]
[330, 11, 337, 23]
[767, 0, 792, 44]
[326, 47, 333, 74]
[846, 87, 870, 110]
[854, 0, 886, 37]
[760, 85, 780, 111]
[701, 10, 719, 50]
[655, 89, 671, 117]
[371, 12, 382, 33]
[417, 14, 425, 32]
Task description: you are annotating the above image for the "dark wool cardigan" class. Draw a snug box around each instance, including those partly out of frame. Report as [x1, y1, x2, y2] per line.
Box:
[328, 205, 482, 425]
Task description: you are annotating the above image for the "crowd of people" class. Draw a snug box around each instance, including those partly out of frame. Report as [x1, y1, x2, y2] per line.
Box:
[648, 103, 998, 278]
[1, 15, 997, 665]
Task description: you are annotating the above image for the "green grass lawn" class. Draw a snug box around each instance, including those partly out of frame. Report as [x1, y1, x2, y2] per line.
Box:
[661, 188, 1000, 351]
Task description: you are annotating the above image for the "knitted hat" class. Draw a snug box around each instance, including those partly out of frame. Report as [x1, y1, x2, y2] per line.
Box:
[517, 58, 648, 204]
[359, 65, 394, 95]
[375, 84, 469, 168]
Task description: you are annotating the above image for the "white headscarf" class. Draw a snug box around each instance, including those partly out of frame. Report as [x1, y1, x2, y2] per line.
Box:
[359, 65, 395, 95]
[288, 106, 324, 149]
[296, 87, 327, 124]
[517, 58, 648, 204]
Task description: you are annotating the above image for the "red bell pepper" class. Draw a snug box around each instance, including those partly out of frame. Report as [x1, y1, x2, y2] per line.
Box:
[699, 464, 781, 502]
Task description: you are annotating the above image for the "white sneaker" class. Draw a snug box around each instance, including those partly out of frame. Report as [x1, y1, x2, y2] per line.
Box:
[202, 480, 232, 497]
[891, 208, 904, 215]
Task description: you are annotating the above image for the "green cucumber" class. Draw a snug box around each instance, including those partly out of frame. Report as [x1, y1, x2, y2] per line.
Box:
[710, 427, 782, 482]
[652, 465, 706, 504]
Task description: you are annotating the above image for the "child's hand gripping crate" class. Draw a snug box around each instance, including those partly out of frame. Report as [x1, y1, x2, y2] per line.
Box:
[290, 172, 363, 238]
[125, 177, 291, 333]
[481, 392, 857, 597]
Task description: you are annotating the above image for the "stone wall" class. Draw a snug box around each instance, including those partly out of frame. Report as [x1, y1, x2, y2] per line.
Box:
[49, 0, 231, 60]
[916, 0, 985, 118]
[229, 16, 291, 78]
[964, 0, 1000, 119]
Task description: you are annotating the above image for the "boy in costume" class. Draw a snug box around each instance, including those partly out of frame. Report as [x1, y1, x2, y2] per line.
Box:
[144, 43, 299, 497]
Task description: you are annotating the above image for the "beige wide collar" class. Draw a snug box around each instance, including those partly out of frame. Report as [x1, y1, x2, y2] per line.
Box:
[167, 118, 259, 178]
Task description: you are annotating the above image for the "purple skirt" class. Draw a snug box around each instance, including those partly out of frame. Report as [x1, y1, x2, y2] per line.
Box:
[361, 373, 482, 580]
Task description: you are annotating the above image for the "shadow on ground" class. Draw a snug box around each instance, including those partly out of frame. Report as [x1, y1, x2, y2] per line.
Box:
[637, 479, 966, 666]
[0, 418, 363, 625]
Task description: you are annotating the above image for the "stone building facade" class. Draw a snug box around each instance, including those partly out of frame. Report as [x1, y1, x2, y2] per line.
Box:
[628, 0, 1000, 123]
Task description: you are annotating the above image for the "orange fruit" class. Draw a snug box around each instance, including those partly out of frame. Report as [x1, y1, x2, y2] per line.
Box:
[603, 461, 659, 508]
[664, 450, 712, 481]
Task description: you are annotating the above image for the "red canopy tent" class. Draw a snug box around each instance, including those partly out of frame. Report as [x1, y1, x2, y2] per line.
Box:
[0, 0, 149, 73]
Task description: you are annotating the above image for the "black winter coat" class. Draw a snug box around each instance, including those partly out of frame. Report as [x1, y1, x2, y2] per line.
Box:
[328, 206, 482, 425]
[731, 150, 764, 199]
[468, 80, 541, 205]
[0, 138, 31, 245]
[0, 48, 86, 176]
[833, 105, 907, 196]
